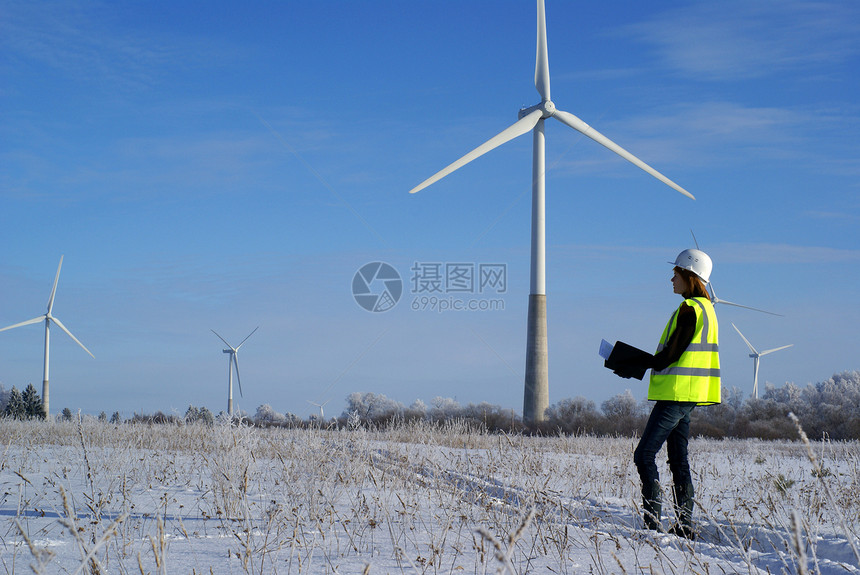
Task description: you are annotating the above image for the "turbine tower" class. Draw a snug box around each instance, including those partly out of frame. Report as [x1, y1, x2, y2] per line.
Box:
[211, 327, 258, 417]
[408, 1, 694, 423]
[732, 323, 793, 399]
[0, 256, 94, 418]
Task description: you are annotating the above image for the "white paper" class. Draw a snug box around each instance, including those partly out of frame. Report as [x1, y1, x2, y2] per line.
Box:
[599, 339, 614, 360]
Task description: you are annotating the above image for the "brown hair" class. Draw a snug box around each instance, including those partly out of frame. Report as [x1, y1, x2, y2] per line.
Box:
[674, 267, 710, 300]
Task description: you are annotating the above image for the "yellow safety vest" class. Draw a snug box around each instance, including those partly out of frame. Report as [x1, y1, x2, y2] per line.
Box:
[649, 297, 721, 405]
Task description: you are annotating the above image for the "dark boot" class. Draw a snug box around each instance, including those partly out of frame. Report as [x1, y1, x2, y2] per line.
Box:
[668, 482, 695, 539]
[642, 480, 662, 531]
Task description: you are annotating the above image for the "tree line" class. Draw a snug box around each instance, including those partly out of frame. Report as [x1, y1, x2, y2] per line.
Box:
[2, 371, 859, 441]
[250, 370, 860, 440]
[1, 383, 44, 420]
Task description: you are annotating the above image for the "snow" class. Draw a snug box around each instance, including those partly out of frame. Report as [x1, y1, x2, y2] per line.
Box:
[1, 419, 859, 574]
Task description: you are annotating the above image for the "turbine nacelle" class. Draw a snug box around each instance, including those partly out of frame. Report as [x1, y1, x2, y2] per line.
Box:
[519, 100, 556, 120]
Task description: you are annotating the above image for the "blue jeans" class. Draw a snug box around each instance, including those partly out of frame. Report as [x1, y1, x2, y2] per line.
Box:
[633, 401, 696, 489]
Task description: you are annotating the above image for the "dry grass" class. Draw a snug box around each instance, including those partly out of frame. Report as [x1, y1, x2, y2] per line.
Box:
[1, 416, 858, 574]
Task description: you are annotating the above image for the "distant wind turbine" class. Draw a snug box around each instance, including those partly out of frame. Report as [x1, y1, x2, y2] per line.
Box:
[0, 256, 94, 418]
[307, 399, 330, 420]
[731, 323, 793, 399]
[211, 327, 258, 417]
[409, 0, 694, 423]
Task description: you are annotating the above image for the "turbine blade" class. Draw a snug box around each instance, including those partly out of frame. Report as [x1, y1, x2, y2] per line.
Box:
[714, 298, 784, 317]
[690, 229, 700, 250]
[760, 344, 793, 356]
[50, 316, 95, 358]
[408, 109, 543, 194]
[534, 0, 550, 101]
[211, 329, 232, 348]
[552, 109, 695, 200]
[236, 326, 259, 350]
[731, 323, 758, 355]
[47, 256, 64, 314]
[0, 315, 47, 332]
[710, 283, 781, 315]
[233, 355, 243, 397]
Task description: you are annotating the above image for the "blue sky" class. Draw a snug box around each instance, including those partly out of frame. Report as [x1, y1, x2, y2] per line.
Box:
[2, 0, 858, 419]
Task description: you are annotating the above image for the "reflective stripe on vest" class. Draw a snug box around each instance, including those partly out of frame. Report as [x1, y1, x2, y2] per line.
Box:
[661, 366, 721, 377]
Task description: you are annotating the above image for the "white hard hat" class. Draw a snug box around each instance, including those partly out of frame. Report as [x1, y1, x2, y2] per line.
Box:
[670, 249, 712, 283]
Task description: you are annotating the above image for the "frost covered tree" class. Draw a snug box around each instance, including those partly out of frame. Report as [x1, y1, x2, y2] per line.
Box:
[691, 385, 745, 438]
[429, 396, 461, 421]
[255, 404, 286, 425]
[601, 390, 640, 418]
[343, 392, 405, 425]
[737, 382, 804, 439]
[461, 402, 519, 430]
[280, 412, 299, 425]
[184, 405, 215, 425]
[545, 396, 601, 434]
[110, 411, 122, 424]
[22, 384, 44, 420]
[801, 370, 860, 440]
[0, 384, 9, 412]
[184, 405, 200, 422]
[405, 399, 427, 421]
[4, 387, 25, 419]
[61, 407, 73, 421]
[601, 390, 645, 436]
[198, 407, 214, 425]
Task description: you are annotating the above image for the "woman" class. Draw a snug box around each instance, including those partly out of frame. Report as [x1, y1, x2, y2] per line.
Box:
[622, 249, 721, 539]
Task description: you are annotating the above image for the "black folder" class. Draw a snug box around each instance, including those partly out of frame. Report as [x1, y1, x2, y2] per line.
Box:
[604, 341, 653, 380]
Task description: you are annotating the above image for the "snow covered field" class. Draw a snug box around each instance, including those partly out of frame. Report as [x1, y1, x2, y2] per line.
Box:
[1, 418, 859, 574]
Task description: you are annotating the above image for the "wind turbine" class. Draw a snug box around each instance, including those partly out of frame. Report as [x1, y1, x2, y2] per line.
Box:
[211, 327, 258, 417]
[408, 0, 694, 423]
[731, 323, 793, 399]
[307, 399, 330, 420]
[0, 256, 94, 418]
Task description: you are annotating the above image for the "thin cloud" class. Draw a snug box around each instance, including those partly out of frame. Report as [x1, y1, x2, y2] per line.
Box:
[1, 0, 238, 93]
[805, 210, 860, 223]
[618, 1, 860, 81]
